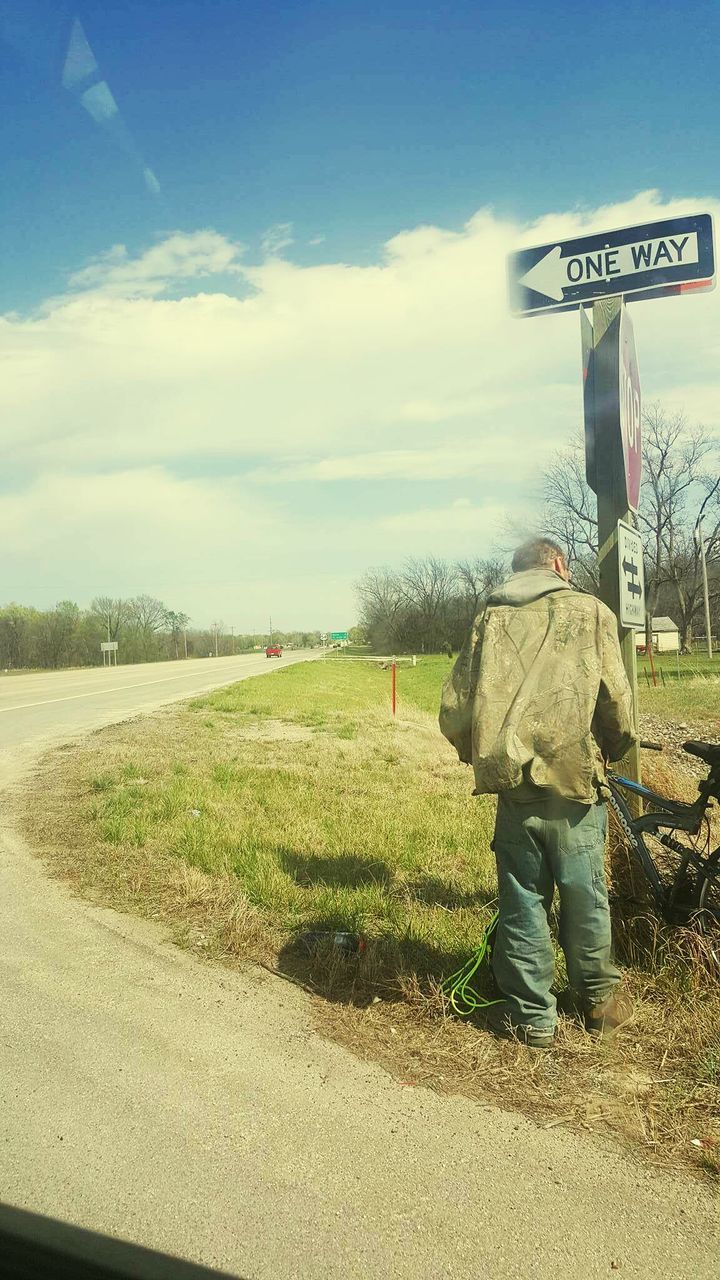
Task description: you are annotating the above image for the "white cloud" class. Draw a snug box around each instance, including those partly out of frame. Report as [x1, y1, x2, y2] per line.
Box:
[0, 469, 278, 576]
[65, 231, 244, 298]
[1, 191, 719, 624]
[143, 167, 162, 197]
[248, 438, 547, 483]
[381, 499, 508, 536]
[261, 222, 294, 256]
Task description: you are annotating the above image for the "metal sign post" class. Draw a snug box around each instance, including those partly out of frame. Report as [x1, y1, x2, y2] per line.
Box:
[588, 299, 642, 784]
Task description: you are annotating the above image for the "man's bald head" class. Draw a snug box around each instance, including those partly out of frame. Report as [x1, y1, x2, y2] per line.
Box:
[512, 538, 569, 581]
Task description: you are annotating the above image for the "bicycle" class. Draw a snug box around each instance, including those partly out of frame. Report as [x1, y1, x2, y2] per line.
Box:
[607, 739, 720, 930]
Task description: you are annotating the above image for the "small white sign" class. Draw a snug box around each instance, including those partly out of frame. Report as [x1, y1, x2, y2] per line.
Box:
[617, 520, 645, 629]
[101, 641, 119, 652]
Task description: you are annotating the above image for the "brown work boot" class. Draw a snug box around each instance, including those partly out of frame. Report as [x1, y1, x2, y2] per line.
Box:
[585, 991, 633, 1038]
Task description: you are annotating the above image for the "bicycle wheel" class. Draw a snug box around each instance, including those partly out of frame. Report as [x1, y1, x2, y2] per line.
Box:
[696, 863, 720, 932]
[607, 783, 704, 922]
[607, 783, 665, 911]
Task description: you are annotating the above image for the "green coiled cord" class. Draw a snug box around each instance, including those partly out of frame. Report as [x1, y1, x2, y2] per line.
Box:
[441, 910, 503, 1016]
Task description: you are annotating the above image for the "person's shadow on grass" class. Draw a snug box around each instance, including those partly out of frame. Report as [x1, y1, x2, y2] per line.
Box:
[278, 849, 392, 889]
[278, 849, 497, 910]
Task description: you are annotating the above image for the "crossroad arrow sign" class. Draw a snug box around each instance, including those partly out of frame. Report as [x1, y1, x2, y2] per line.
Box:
[622, 558, 642, 597]
[617, 520, 645, 629]
[508, 214, 715, 315]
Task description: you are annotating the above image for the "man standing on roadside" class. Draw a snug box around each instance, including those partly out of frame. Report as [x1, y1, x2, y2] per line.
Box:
[439, 537, 636, 1049]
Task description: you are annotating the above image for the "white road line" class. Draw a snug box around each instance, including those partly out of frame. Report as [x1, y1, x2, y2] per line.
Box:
[0, 664, 267, 714]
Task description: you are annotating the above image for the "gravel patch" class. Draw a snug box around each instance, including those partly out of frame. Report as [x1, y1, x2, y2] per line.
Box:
[639, 713, 719, 779]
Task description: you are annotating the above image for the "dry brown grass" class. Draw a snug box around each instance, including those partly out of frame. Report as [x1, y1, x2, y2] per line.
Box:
[18, 663, 720, 1181]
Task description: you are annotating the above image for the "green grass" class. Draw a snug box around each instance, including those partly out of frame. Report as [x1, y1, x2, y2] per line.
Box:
[639, 652, 720, 677]
[23, 653, 720, 1174]
[388, 649, 720, 729]
[637, 674, 720, 724]
[634, 651, 720, 724]
[75, 661, 497, 978]
[79, 653, 716, 967]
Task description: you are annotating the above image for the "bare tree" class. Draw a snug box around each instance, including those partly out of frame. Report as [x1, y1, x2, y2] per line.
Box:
[542, 442, 599, 592]
[165, 610, 190, 659]
[90, 596, 128, 642]
[35, 601, 80, 669]
[400, 558, 457, 652]
[356, 556, 509, 653]
[639, 406, 717, 648]
[455, 557, 505, 614]
[540, 406, 720, 645]
[127, 595, 169, 661]
[453, 556, 506, 635]
[355, 568, 407, 652]
[0, 604, 37, 668]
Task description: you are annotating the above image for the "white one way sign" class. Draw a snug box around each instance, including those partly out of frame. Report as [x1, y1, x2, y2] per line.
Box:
[521, 232, 698, 301]
[508, 213, 715, 314]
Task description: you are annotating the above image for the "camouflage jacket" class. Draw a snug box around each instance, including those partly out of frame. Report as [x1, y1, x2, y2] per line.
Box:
[439, 570, 636, 804]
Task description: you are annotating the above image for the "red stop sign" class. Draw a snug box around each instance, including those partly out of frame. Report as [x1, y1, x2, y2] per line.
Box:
[619, 306, 642, 512]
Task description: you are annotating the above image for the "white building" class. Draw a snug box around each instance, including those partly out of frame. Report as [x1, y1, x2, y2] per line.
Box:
[636, 616, 680, 654]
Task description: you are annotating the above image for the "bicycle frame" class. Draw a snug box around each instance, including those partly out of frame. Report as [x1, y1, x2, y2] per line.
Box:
[607, 770, 720, 923]
[608, 772, 705, 833]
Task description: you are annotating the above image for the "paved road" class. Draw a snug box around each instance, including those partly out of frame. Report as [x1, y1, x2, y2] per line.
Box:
[1, 661, 718, 1279]
[0, 652, 311, 778]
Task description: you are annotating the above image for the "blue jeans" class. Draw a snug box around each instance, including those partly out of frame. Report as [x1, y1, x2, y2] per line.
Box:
[492, 793, 621, 1032]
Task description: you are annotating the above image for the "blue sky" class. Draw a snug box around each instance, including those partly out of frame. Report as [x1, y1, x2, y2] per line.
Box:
[1, 1, 719, 629]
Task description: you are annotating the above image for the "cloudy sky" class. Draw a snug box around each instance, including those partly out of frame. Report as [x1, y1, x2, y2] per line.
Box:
[2, 2, 719, 631]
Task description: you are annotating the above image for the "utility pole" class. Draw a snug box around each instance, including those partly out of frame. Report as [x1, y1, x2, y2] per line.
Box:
[269, 616, 273, 644]
[591, 297, 642, 785]
[696, 516, 713, 660]
[184, 629, 188, 660]
[694, 476, 719, 660]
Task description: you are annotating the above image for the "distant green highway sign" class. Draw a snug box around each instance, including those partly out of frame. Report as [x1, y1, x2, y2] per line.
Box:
[330, 631, 348, 641]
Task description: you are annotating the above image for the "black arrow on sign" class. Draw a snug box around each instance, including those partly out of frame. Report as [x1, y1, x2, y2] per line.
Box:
[622, 556, 642, 597]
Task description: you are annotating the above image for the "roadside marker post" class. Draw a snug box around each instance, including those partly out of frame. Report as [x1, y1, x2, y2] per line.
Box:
[100, 640, 119, 667]
[508, 211, 716, 786]
[698, 517, 713, 660]
[391, 660, 397, 717]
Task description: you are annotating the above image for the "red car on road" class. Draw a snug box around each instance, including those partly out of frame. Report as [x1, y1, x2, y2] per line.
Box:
[265, 645, 282, 658]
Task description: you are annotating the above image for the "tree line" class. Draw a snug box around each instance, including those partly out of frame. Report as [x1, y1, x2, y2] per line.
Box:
[356, 407, 720, 655]
[355, 558, 505, 654]
[0, 594, 323, 670]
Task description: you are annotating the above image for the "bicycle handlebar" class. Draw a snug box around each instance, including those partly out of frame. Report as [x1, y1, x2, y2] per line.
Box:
[639, 740, 664, 751]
